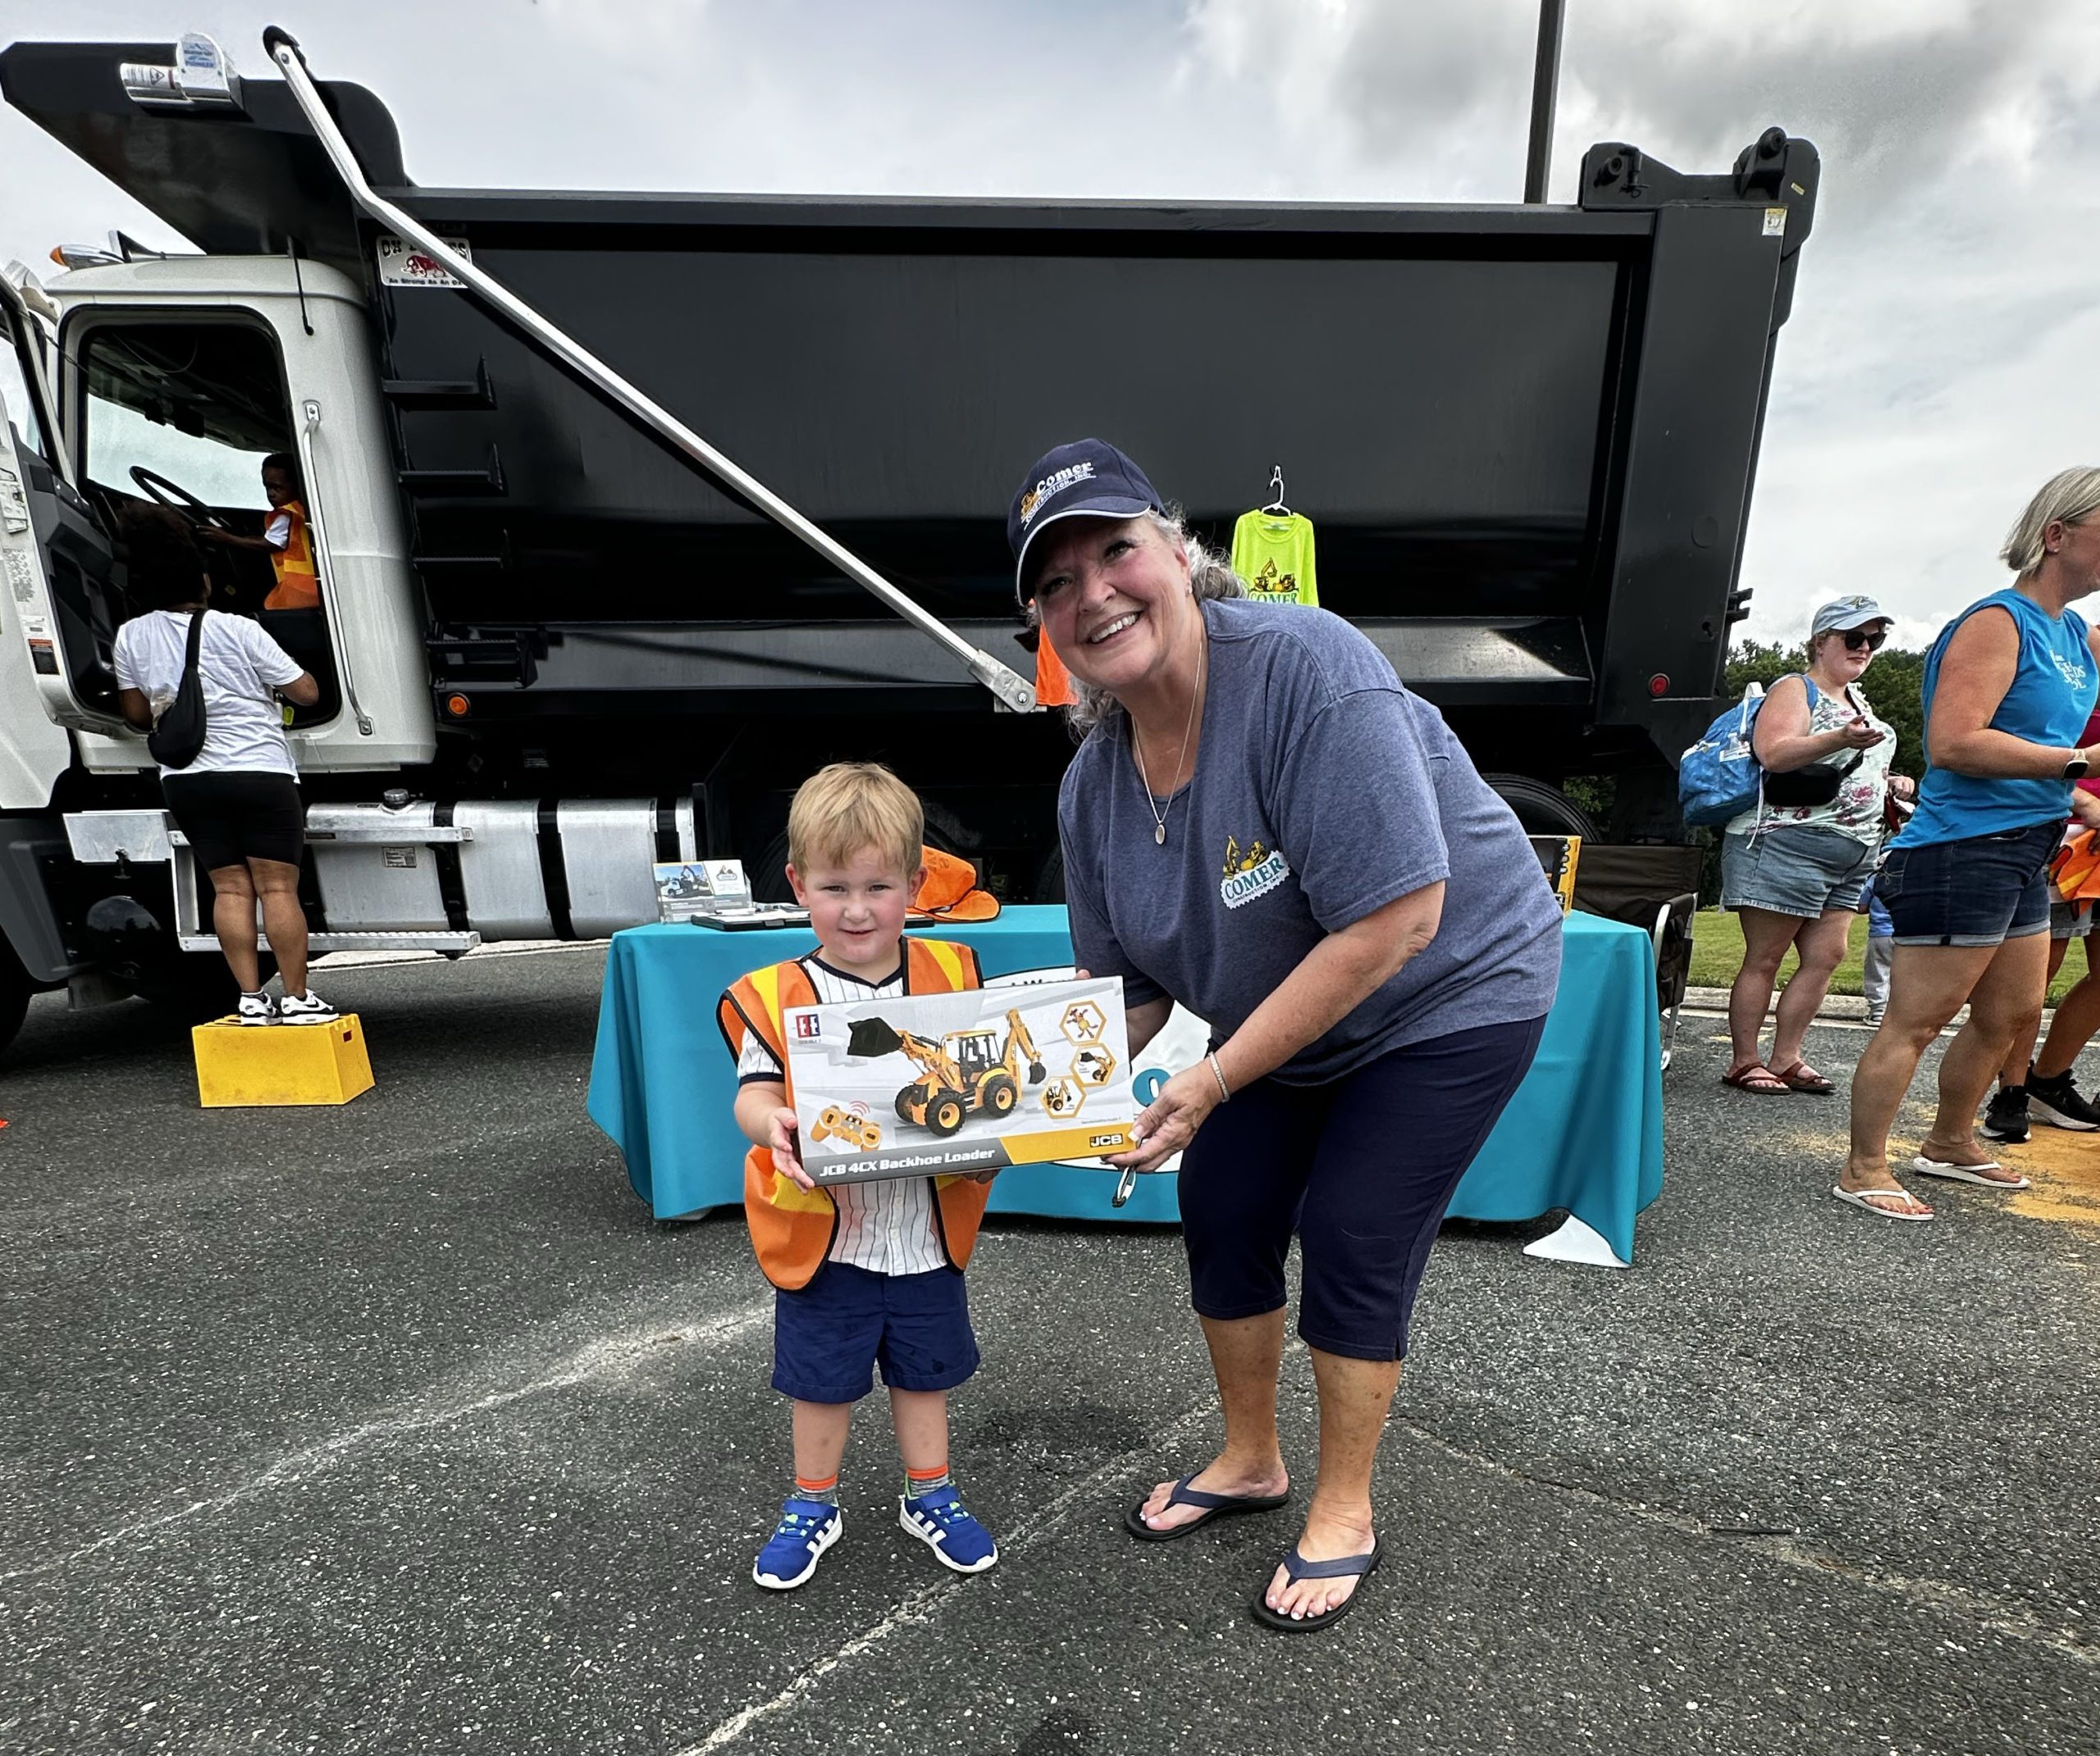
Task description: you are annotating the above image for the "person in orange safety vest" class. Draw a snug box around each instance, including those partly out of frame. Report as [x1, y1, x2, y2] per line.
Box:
[199, 452, 320, 610]
[715, 761, 1002, 1590]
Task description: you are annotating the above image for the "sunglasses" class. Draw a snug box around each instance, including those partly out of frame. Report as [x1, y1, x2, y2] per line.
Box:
[1840, 628, 1887, 652]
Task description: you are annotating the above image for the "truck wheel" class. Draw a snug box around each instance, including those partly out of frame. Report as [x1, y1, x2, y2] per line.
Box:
[982, 1073, 1016, 1115]
[896, 1089, 919, 1121]
[1480, 774, 1601, 843]
[927, 1091, 967, 1137]
[1032, 845, 1066, 905]
[133, 952, 273, 1024]
[0, 952, 30, 1060]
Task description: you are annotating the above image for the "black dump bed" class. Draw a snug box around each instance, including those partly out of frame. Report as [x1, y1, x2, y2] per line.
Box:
[5, 39, 1817, 819]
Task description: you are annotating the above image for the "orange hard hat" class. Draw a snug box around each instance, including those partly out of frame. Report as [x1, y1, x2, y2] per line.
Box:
[909, 846, 1002, 923]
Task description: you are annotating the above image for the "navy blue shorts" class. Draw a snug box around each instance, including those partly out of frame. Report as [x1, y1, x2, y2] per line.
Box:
[772, 1260, 979, 1404]
[1876, 820, 2061, 948]
[1178, 1014, 1547, 1363]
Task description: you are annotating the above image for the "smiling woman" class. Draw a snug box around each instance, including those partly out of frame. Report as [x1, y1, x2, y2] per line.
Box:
[1008, 436, 1565, 1633]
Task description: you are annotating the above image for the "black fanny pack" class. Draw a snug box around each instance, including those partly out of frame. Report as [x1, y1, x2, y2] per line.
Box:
[1763, 748, 1864, 808]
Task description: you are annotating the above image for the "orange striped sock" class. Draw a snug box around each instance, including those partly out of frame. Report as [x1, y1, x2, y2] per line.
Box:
[905, 1462, 952, 1500]
[794, 1471, 839, 1502]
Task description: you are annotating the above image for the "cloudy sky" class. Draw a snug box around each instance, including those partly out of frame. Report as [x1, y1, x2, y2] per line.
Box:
[4, 0, 2094, 649]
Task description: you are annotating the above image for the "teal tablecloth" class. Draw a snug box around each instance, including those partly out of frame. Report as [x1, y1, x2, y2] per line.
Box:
[587, 905, 1664, 1260]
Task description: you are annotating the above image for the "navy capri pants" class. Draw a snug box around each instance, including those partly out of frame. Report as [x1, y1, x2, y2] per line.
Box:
[1178, 1014, 1547, 1362]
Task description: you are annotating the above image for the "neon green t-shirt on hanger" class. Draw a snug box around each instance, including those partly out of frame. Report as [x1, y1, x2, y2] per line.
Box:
[1230, 510, 1318, 607]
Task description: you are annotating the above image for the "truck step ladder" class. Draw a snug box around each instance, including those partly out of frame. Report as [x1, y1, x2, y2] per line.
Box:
[176, 928, 482, 956]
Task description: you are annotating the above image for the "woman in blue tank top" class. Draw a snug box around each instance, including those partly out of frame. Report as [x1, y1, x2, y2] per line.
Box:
[1843, 468, 2100, 1221]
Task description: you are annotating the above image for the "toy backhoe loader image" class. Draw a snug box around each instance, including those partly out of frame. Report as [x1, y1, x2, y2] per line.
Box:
[845, 1010, 1049, 1139]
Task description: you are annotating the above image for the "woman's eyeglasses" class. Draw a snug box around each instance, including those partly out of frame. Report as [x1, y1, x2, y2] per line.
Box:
[1841, 629, 1887, 652]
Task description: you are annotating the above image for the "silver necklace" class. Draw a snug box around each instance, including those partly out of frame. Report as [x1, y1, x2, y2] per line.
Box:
[1132, 628, 1207, 846]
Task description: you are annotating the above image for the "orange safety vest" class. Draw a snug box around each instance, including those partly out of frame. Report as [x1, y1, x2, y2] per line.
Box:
[716, 937, 991, 1290]
[263, 500, 321, 611]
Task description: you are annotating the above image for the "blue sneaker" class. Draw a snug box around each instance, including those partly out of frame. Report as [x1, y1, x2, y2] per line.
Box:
[752, 1498, 842, 1590]
[899, 1489, 998, 1574]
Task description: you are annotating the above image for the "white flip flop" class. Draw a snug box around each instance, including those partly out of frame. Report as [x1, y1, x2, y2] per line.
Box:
[1832, 1183, 1934, 1221]
[1910, 1156, 2029, 1190]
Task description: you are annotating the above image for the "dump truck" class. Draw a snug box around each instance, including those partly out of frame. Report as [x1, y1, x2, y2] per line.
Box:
[0, 29, 1816, 1053]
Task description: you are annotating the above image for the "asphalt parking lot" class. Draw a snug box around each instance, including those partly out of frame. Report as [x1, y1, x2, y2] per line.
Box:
[3, 947, 2098, 1755]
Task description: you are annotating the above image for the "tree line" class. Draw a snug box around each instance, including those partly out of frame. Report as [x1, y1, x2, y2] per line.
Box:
[1723, 639, 1928, 781]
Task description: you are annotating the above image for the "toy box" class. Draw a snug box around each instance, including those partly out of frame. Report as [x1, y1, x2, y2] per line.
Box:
[783, 976, 1136, 1184]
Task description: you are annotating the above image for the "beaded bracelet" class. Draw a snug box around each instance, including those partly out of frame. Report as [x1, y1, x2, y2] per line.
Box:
[1206, 1051, 1231, 1102]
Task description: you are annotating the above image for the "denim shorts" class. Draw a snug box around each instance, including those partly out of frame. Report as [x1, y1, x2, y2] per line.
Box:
[1720, 825, 1877, 918]
[772, 1260, 978, 1403]
[2051, 898, 2093, 940]
[1875, 820, 2061, 948]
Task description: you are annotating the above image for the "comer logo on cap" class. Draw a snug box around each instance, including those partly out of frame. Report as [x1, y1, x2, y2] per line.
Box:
[1007, 438, 1166, 604]
[1018, 462, 1096, 528]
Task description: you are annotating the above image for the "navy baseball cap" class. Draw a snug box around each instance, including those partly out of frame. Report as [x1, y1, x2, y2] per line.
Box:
[1007, 438, 1164, 604]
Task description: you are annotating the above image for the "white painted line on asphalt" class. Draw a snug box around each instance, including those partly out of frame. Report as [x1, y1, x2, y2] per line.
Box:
[676, 1396, 1222, 1753]
[1, 1298, 770, 1585]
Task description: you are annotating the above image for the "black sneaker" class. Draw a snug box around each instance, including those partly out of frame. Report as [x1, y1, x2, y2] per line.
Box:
[2027, 1069, 2100, 1131]
[1980, 1085, 2030, 1143]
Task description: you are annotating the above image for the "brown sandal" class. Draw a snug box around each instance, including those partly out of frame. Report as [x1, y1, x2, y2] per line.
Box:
[1769, 1060, 1836, 1096]
[1723, 1062, 1792, 1095]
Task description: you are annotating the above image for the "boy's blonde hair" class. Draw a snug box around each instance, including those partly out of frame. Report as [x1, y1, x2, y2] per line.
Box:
[787, 762, 924, 878]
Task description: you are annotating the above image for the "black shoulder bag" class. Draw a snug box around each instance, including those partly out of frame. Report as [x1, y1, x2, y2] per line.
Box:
[147, 609, 209, 769]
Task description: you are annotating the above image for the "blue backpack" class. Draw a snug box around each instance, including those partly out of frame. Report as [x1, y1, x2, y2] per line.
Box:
[1678, 675, 1826, 828]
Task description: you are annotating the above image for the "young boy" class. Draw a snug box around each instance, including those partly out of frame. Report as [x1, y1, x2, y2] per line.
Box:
[715, 762, 1000, 1590]
[200, 452, 319, 610]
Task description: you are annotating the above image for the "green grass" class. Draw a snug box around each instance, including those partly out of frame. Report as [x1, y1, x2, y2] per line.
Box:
[1690, 910, 2088, 1005]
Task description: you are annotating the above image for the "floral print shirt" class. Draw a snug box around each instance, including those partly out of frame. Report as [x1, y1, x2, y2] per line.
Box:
[1726, 678, 1896, 844]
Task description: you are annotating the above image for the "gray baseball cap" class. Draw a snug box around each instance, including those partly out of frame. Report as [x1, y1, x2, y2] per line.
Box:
[1810, 594, 1890, 639]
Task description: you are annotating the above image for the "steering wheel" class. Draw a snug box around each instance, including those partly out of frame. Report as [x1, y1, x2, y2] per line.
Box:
[130, 465, 230, 530]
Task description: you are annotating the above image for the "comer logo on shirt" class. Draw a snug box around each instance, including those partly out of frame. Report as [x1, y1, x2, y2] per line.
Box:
[1219, 836, 1291, 909]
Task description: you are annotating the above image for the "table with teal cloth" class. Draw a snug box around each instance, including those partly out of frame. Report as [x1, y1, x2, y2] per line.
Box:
[586, 905, 1664, 1261]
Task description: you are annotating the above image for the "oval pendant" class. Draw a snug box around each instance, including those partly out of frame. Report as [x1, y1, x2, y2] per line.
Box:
[1155, 823, 1166, 846]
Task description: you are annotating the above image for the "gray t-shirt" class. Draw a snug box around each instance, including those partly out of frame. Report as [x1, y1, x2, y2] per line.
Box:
[1058, 597, 1563, 1084]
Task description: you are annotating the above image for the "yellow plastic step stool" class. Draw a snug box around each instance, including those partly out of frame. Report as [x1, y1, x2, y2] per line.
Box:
[193, 1012, 374, 1107]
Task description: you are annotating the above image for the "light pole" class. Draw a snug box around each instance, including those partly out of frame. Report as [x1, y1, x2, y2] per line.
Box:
[1524, 0, 1568, 203]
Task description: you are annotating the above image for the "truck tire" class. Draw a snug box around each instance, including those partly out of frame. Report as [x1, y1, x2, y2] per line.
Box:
[134, 952, 274, 1025]
[1032, 845, 1066, 905]
[981, 1072, 1017, 1115]
[1480, 774, 1601, 843]
[0, 951, 30, 1060]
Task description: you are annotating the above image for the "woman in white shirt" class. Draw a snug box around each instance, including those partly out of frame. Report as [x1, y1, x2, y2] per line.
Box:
[112, 504, 334, 1025]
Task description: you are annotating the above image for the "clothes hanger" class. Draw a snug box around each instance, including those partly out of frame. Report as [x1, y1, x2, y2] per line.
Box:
[1262, 464, 1290, 517]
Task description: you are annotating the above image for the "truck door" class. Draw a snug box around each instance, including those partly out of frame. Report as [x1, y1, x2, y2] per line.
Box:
[0, 279, 126, 738]
[66, 308, 342, 726]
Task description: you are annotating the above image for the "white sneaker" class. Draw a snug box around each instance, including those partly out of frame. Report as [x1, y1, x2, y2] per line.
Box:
[236, 992, 276, 1026]
[276, 990, 339, 1025]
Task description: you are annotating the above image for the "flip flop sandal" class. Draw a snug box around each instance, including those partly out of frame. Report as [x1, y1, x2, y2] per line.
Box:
[1722, 1063, 1792, 1094]
[1250, 1541, 1382, 1631]
[1770, 1061, 1836, 1095]
[1910, 1156, 2029, 1190]
[1831, 1183, 1933, 1221]
[1125, 1473, 1290, 1543]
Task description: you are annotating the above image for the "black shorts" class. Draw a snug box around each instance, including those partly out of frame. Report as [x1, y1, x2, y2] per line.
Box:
[160, 771, 305, 871]
[1177, 1013, 1547, 1362]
